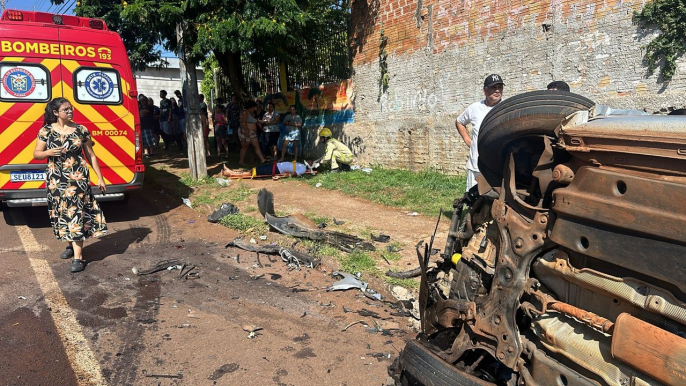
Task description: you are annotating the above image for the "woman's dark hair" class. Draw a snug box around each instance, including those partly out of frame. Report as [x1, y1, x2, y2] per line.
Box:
[43, 97, 71, 126]
[244, 100, 257, 109]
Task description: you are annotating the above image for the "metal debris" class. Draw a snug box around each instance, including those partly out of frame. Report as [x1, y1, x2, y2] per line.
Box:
[327, 271, 368, 292]
[142, 371, 183, 379]
[132, 259, 183, 276]
[342, 320, 368, 332]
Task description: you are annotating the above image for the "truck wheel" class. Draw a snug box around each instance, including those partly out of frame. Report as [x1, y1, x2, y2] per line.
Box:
[477, 91, 595, 187]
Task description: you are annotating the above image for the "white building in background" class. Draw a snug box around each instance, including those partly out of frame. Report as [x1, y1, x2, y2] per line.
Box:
[133, 57, 204, 102]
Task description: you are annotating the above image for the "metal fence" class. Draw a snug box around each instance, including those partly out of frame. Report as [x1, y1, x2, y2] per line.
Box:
[216, 29, 350, 98]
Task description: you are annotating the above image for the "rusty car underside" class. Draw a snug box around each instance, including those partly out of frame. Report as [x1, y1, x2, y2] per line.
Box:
[391, 91, 686, 386]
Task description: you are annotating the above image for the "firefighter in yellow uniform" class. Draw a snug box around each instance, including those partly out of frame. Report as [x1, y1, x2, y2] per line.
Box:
[315, 128, 353, 172]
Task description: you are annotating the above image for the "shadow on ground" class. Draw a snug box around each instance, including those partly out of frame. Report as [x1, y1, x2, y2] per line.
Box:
[83, 226, 152, 262]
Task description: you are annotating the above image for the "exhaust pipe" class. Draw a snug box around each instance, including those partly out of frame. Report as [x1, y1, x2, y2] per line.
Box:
[611, 313, 686, 386]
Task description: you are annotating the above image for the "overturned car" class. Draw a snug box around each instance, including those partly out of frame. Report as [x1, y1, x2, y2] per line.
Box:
[391, 91, 686, 386]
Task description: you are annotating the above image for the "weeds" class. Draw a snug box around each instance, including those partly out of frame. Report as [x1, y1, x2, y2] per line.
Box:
[338, 250, 377, 274]
[219, 213, 268, 234]
[305, 167, 465, 217]
[180, 174, 218, 187]
[304, 212, 329, 226]
[384, 276, 419, 290]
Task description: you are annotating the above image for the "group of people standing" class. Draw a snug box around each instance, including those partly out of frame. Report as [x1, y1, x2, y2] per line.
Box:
[138, 89, 193, 157]
[212, 97, 305, 165]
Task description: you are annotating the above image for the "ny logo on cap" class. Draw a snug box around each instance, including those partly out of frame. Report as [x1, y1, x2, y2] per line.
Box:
[491, 75, 501, 82]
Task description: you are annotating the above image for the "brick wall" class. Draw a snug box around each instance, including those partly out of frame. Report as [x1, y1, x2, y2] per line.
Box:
[346, 0, 686, 174]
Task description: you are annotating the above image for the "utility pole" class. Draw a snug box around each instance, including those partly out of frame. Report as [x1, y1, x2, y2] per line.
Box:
[176, 21, 207, 180]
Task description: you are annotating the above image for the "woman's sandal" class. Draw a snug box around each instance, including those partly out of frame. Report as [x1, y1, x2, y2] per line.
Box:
[71, 259, 86, 273]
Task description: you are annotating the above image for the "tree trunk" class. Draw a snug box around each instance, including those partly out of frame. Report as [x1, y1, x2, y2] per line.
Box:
[177, 22, 207, 180]
[215, 50, 250, 102]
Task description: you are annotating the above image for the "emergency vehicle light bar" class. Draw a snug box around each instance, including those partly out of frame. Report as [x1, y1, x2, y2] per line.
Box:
[0, 10, 108, 30]
[5, 10, 22, 21]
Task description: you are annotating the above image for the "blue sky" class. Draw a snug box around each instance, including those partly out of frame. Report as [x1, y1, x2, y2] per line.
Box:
[8, 1, 176, 58]
[10, 0, 76, 14]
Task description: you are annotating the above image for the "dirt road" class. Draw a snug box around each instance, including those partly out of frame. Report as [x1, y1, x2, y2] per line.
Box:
[0, 178, 450, 385]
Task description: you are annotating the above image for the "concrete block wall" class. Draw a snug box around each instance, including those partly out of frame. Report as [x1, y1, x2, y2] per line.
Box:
[347, 0, 686, 174]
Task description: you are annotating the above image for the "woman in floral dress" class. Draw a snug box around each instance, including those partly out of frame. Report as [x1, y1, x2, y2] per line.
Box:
[33, 97, 108, 273]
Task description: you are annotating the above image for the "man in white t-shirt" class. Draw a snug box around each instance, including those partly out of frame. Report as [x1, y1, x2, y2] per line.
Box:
[455, 74, 505, 191]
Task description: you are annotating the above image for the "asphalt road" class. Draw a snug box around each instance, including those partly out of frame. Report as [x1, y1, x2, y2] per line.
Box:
[0, 188, 411, 385]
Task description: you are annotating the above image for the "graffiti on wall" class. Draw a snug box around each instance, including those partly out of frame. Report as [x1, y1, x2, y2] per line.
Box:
[260, 79, 355, 125]
[259, 79, 356, 157]
[379, 70, 454, 113]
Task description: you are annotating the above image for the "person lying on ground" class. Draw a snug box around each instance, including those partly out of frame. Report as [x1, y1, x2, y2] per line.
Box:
[312, 127, 353, 172]
[221, 160, 318, 180]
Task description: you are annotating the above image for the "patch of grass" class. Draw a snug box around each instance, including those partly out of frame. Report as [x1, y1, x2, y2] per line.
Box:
[384, 276, 420, 290]
[304, 211, 329, 225]
[180, 173, 218, 187]
[305, 166, 466, 217]
[219, 213, 268, 234]
[301, 240, 342, 259]
[243, 206, 257, 213]
[380, 245, 403, 262]
[224, 182, 253, 202]
[338, 250, 377, 274]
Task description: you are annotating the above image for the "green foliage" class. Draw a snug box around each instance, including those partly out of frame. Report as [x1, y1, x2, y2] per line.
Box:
[201, 54, 218, 101]
[380, 244, 403, 262]
[384, 276, 419, 290]
[50, 0, 163, 71]
[180, 174, 218, 187]
[58, 0, 350, 97]
[306, 167, 466, 217]
[634, 0, 686, 80]
[378, 25, 389, 97]
[338, 250, 377, 274]
[304, 212, 329, 225]
[219, 213, 268, 234]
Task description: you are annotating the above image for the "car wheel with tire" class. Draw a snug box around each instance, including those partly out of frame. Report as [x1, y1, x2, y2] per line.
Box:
[477, 90, 595, 187]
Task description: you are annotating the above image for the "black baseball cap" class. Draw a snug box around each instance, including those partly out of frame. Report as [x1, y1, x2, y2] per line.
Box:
[484, 74, 505, 88]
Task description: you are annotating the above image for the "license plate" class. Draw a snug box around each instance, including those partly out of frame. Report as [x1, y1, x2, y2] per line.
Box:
[10, 171, 46, 182]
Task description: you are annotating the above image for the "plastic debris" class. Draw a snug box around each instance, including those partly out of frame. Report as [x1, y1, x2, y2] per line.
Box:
[242, 324, 264, 339]
[249, 238, 256, 244]
[17, 296, 27, 300]
[371, 234, 391, 243]
[216, 177, 230, 187]
[361, 168, 373, 173]
[259, 235, 267, 240]
[182, 198, 192, 208]
[315, 182, 322, 188]
[207, 203, 239, 223]
[407, 212, 418, 216]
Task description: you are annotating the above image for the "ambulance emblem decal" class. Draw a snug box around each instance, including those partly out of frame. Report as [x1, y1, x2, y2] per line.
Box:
[85, 72, 114, 99]
[2, 68, 36, 98]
